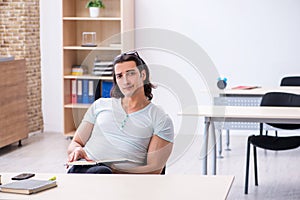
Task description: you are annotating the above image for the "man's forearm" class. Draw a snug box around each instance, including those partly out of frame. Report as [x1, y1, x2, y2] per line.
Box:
[67, 121, 94, 155]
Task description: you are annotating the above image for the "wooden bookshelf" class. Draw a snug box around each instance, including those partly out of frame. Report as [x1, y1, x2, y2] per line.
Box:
[62, 0, 134, 135]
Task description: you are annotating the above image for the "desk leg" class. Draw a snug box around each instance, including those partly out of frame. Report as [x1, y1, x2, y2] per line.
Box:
[210, 122, 217, 175]
[225, 130, 231, 151]
[202, 118, 210, 175]
[217, 129, 224, 158]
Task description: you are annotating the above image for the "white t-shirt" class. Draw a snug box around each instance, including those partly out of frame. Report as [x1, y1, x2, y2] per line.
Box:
[82, 98, 174, 169]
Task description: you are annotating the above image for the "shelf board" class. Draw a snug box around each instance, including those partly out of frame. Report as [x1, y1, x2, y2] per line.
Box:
[63, 46, 121, 50]
[64, 75, 113, 80]
[64, 103, 91, 109]
[63, 17, 122, 21]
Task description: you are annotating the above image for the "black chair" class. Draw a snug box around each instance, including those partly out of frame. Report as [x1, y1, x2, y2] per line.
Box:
[280, 76, 300, 86]
[94, 80, 101, 101]
[244, 92, 300, 194]
[160, 166, 166, 175]
[262, 76, 300, 137]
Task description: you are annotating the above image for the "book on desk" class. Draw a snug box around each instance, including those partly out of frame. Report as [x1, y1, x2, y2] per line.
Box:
[0, 179, 57, 195]
[231, 85, 261, 90]
[67, 158, 141, 166]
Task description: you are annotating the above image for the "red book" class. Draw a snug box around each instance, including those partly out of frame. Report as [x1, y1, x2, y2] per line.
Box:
[232, 86, 261, 90]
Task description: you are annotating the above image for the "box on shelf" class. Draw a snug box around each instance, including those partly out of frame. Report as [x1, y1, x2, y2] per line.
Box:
[81, 32, 97, 47]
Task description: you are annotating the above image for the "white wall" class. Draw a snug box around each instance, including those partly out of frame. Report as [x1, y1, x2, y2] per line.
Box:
[135, 0, 300, 86]
[40, 0, 63, 132]
[41, 0, 300, 133]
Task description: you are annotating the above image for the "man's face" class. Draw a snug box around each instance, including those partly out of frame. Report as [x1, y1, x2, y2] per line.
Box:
[114, 61, 146, 97]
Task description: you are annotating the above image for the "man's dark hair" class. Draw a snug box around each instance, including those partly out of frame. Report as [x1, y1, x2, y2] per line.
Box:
[110, 51, 156, 100]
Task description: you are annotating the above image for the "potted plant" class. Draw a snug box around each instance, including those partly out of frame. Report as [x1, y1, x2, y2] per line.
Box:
[86, 0, 105, 17]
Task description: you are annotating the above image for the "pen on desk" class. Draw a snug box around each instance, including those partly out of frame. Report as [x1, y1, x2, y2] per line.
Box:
[49, 176, 56, 181]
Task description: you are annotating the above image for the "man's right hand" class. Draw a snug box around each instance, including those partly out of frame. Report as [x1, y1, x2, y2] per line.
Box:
[68, 146, 93, 163]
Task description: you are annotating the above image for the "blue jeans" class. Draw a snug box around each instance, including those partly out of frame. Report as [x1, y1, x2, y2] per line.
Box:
[67, 164, 112, 174]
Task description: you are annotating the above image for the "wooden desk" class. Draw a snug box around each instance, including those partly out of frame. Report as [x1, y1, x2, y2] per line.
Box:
[0, 173, 234, 200]
[180, 105, 300, 175]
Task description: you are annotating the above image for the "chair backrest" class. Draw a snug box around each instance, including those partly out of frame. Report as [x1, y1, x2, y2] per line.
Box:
[94, 80, 101, 101]
[161, 166, 166, 175]
[260, 92, 300, 130]
[280, 76, 300, 86]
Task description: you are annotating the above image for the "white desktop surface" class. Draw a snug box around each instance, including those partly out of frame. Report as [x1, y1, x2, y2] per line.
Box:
[222, 86, 300, 96]
[0, 173, 234, 200]
[182, 105, 300, 121]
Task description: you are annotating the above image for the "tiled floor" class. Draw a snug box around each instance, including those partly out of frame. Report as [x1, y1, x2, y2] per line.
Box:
[0, 131, 299, 200]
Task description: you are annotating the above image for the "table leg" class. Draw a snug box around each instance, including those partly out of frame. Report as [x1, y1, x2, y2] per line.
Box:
[202, 118, 210, 175]
[210, 122, 217, 175]
[217, 129, 224, 158]
[225, 129, 231, 151]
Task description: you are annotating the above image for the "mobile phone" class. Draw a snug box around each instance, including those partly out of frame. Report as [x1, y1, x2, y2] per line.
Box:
[11, 173, 35, 180]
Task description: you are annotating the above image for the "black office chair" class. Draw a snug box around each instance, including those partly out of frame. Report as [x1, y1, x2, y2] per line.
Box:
[244, 92, 300, 194]
[262, 76, 300, 137]
[280, 76, 300, 86]
[160, 166, 166, 175]
[94, 80, 101, 101]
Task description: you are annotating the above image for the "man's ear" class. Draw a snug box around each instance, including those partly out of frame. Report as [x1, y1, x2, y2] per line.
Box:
[141, 70, 146, 81]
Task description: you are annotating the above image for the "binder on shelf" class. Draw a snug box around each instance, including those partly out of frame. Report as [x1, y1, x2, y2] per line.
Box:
[77, 79, 83, 103]
[88, 80, 96, 104]
[101, 81, 113, 98]
[71, 79, 77, 103]
[82, 79, 89, 104]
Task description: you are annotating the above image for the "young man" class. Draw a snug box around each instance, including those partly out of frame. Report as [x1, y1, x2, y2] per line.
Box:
[67, 51, 174, 174]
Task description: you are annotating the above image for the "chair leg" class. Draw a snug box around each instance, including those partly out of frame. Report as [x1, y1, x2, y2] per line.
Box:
[253, 146, 258, 186]
[244, 137, 251, 194]
[259, 123, 263, 135]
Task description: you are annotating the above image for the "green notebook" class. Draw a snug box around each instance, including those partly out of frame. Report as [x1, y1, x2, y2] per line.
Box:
[0, 179, 57, 195]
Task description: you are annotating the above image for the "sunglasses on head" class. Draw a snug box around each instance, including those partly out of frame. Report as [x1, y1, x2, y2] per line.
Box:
[114, 50, 139, 58]
[122, 50, 140, 57]
[114, 50, 145, 64]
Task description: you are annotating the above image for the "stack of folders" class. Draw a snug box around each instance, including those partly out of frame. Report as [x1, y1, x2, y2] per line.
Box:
[71, 79, 98, 104]
[93, 61, 113, 76]
[0, 179, 57, 195]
